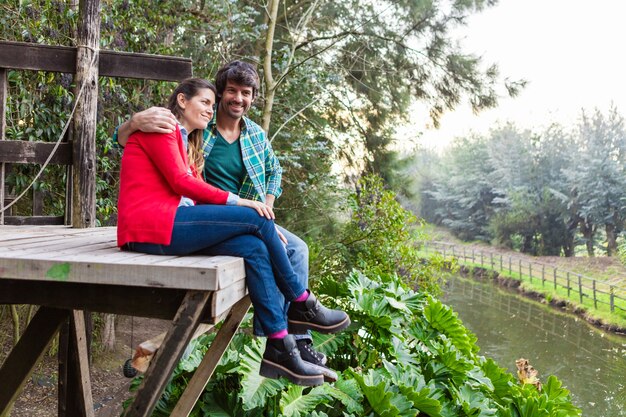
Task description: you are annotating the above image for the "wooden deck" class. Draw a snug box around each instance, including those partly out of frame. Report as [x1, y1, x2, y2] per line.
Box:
[0, 226, 251, 417]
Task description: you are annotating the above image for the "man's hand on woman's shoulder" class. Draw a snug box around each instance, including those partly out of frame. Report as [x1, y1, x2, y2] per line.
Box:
[131, 107, 177, 134]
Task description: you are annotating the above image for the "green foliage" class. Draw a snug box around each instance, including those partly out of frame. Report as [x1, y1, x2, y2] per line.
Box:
[313, 175, 442, 294]
[127, 269, 579, 417]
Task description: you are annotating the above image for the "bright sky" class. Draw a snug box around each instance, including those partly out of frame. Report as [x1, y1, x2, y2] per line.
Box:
[412, 0, 626, 151]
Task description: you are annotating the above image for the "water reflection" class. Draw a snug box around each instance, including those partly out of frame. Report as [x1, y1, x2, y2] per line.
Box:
[442, 275, 626, 417]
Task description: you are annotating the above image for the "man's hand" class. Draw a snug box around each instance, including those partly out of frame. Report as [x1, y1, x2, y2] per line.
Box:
[237, 198, 275, 220]
[117, 107, 178, 147]
[265, 194, 276, 209]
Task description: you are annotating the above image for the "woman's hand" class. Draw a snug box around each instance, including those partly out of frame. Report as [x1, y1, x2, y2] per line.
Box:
[237, 198, 275, 219]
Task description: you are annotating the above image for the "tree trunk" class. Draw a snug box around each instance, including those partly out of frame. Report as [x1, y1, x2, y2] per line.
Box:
[606, 222, 618, 256]
[100, 313, 116, 352]
[581, 218, 595, 257]
[261, 0, 280, 133]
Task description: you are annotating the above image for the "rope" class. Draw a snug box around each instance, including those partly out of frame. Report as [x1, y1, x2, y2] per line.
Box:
[0, 45, 98, 214]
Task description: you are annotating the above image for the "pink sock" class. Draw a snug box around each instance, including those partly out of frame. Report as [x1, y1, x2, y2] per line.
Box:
[294, 290, 309, 302]
[269, 329, 288, 339]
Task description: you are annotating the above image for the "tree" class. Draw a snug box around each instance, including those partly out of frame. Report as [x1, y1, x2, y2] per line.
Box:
[564, 107, 626, 256]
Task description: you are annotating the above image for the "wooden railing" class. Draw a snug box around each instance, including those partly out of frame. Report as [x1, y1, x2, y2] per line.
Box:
[423, 241, 626, 315]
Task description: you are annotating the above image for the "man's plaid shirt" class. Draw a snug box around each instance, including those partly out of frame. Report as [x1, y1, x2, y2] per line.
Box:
[202, 115, 282, 202]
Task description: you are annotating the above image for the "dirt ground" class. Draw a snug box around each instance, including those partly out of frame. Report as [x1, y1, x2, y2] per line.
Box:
[1, 314, 169, 417]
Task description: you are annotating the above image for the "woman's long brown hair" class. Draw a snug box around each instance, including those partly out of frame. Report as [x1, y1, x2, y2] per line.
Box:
[167, 78, 216, 175]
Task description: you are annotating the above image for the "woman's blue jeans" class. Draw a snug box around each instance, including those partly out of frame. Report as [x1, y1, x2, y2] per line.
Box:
[127, 205, 307, 335]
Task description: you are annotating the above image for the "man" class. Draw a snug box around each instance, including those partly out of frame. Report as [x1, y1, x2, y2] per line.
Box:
[115, 61, 332, 375]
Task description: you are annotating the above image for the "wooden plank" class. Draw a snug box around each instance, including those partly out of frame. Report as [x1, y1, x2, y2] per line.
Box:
[0, 41, 192, 81]
[0, 140, 72, 164]
[211, 278, 247, 317]
[171, 296, 251, 417]
[123, 291, 211, 417]
[0, 307, 70, 414]
[0, 69, 6, 141]
[0, 253, 246, 291]
[69, 310, 95, 417]
[3, 215, 66, 226]
[71, 0, 101, 229]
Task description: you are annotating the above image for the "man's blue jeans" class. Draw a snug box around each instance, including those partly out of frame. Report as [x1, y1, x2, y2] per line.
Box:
[127, 205, 307, 336]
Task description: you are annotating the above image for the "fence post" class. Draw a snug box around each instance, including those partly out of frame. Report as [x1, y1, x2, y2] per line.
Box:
[509, 257, 512, 276]
[566, 272, 571, 297]
[553, 268, 557, 290]
[541, 265, 545, 287]
[593, 280, 597, 309]
[519, 259, 522, 279]
[610, 286, 615, 312]
[529, 263, 533, 283]
[500, 255, 503, 271]
[463, 247, 466, 262]
[490, 253, 494, 270]
[451, 246, 455, 258]
[577, 274, 583, 304]
[472, 249, 475, 263]
[480, 252, 483, 266]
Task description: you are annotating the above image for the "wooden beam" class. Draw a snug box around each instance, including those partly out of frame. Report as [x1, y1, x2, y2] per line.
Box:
[2, 215, 65, 226]
[0, 69, 6, 141]
[69, 310, 95, 417]
[0, 41, 192, 81]
[123, 291, 211, 417]
[171, 296, 251, 417]
[72, 0, 101, 228]
[0, 140, 72, 164]
[0, 279, 193, 320]
[0, 307, 70, 414]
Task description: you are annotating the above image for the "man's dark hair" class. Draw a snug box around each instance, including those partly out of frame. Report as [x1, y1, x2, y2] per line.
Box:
[215, 60, 260, 100]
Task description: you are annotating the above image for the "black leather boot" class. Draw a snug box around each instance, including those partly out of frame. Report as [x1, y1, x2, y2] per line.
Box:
[296, 338, 338, 382]
[259, 335, 324, 386]
[288, 292, 350, 334]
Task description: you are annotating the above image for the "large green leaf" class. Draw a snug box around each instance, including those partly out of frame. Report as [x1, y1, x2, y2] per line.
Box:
[424, 297, 477, 356]
[326, 377, 365, 414]
[280, 385, 328, 417]
[238, 339, 286, 410]
[350, 369, 416, 417]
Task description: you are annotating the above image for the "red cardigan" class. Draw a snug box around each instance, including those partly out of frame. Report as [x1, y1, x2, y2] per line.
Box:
[117, 126, 229, 247]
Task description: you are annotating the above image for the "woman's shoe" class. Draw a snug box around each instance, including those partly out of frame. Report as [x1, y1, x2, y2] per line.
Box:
[259, 335, 324, 386]
[288, 293, 350, 334]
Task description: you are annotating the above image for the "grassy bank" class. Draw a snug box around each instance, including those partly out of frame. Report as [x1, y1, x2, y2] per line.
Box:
[421, 226, 626, 332]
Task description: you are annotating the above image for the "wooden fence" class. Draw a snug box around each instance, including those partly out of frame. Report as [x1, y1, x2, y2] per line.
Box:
[423, 241, 626, 315]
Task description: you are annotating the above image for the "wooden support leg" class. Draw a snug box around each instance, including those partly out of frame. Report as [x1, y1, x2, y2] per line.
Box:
[59, 311, 95, 417]
[0, 307, 69, 416]
[123, 291, 211, 417]
[170, 296, 251, 417]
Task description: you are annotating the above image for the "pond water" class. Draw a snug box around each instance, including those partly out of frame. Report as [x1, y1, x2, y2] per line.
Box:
[441, 274, 626, 417]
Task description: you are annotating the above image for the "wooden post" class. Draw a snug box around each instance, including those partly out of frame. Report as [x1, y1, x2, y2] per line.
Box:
[529, 263, 533, 283]
[490, 253, 493, 269]
[500, 255, 503, 271]
[480, 252, 483, 266]
[542, 265, 545, 287]
[509, 256, 512, 276]
[72, 0, 101, 228]
[518, 259, 522, 279]
[0, 68, 6, 225]
[593, 280, 597, 309]
[577, 275, 583, 304]
[610, 286, 615, 312]
[472, 249, 475, 263]
[566, 272, 571, 297]
[553, 268, 557, 290]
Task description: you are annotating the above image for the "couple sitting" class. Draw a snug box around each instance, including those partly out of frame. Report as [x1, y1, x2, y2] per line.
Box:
[116, 61, 349, 386]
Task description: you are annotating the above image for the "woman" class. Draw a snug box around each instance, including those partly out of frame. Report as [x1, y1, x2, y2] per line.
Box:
[117, 78, 349, 386]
